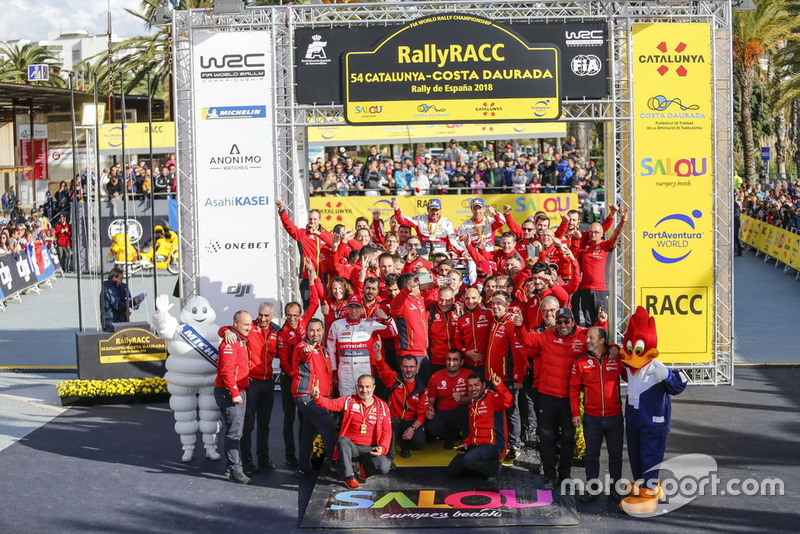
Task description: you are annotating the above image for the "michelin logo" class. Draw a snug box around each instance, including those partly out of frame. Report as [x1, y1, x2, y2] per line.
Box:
[202, 106, 266, 120]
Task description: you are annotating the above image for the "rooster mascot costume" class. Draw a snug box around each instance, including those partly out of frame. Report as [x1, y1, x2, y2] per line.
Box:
[619, 306, 688, 515]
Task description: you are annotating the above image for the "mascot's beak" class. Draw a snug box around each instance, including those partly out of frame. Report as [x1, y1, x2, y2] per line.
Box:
[620, 347, 660, 369]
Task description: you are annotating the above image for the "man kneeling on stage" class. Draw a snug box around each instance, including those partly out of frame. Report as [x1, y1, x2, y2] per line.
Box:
[447, 370, 514, 480]
[312, 374, 392, 489]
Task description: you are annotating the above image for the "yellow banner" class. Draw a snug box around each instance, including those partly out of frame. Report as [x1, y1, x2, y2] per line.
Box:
[308, 121, 566, 145]
[632, 23, 714, 364]
[740, 215, 800, 270]
[98, 122, 176, 152]
[310, 193, 577, 231]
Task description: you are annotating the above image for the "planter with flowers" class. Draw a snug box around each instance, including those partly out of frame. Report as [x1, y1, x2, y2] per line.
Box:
[57, 377, 170, 406]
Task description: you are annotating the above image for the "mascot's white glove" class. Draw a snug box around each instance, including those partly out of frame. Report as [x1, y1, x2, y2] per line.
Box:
[152, 294, 174, 331]
[645, 359, 670, 383]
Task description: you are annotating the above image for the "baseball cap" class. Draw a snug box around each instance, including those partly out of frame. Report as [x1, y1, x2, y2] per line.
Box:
[339, 147, 347, 154]
[428, 198, 442, 210]
[505, 144, 512, 149]
[556, 307, 574, 320]
[46, 191, 52, 197]
[415, 156, 424, 164]
[346, 296, 363, 307]
[424, 153, 432, 159]
[470, 198, 485, 208]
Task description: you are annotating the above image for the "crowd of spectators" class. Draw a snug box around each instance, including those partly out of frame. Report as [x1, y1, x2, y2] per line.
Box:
[0, 196, 71, 271]
[739, 174, 800, 231]
[101, 155, 178, 204]
[309, 138, 601, 197]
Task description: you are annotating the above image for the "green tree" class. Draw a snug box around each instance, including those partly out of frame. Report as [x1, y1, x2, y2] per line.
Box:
[733, 0, 796, 181]
[0, 42, 65, 87]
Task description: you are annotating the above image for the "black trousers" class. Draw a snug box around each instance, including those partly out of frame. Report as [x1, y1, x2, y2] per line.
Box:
[538, 393, 575, 480]
[446, 443, 501, 478]
[389, 418, 426, 459]
[242, 377, 275, 462]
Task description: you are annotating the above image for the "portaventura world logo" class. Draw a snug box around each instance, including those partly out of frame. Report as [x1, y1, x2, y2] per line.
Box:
[643, 210, 703, 264]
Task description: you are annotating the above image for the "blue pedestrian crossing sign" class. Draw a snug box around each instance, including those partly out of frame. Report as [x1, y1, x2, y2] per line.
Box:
[27, 64, 49, 82]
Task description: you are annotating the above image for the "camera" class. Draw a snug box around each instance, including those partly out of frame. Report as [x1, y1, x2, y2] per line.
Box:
[417, 272, 436, 290]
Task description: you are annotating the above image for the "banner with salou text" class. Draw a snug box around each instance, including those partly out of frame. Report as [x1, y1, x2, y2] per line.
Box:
[192, 30, 279, 320]
[631, 23, 714, 364]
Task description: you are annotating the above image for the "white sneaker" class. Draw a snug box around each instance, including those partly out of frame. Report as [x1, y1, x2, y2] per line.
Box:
[205, 445, 221, 461]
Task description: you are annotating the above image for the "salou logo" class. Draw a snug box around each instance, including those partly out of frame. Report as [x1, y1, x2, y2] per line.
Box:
[199, 53, 266, 80]
[640, 157, 707, 178]
[642, 210, 704, 264]
[570, 55, 602, 76]
[302, 34, 330, 66]
[354, 105, 383, 115]
[209, 144, 263, 171]
[638, 41, 706, 77]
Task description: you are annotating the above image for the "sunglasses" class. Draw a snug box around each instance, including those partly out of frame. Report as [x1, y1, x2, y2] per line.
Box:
[555, 319, 572, 325]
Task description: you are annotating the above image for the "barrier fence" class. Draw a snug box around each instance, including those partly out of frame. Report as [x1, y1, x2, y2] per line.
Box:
[740, 215, 800, 279]
[0, 246, 60, 310]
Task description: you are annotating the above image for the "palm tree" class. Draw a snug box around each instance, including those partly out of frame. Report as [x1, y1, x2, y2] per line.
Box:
[0, 42, 66, 87]
[733, 0, 796, 181]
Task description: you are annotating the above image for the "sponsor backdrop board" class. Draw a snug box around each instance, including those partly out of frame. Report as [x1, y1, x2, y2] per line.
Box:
[295, 21, 607, 105]
[631, 23, 714, 364]
[191, 30, 279, 319]
[343, 15, 560, 124]
[308, 120, 566, 145]
[740, 215, 800, 270]
[309, 193, 577, 232]
[98, 122, 176, 154]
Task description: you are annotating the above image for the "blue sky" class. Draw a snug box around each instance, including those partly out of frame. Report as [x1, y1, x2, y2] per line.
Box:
[1, 0, 155, 42]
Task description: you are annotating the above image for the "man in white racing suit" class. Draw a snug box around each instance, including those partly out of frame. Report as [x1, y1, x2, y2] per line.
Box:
[327, 295, 397, 396]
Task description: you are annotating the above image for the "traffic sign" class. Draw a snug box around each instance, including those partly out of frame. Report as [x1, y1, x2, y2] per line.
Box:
[27, 64, 49, 82]
[761, 146, 771, 161]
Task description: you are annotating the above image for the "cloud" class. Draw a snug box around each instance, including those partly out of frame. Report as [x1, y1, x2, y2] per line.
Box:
[1, 0, 155, 43]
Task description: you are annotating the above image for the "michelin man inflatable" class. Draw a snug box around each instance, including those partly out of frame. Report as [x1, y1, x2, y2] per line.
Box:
[619, 306, 688, 515]
[152, 294, 221, 462]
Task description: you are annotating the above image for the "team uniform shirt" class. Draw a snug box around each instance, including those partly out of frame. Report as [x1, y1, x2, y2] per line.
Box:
[278, 210, 334, 278]
[504, 215, 542, 262]
[401, 255, 434, 274]
[578, 239, 615, 291]
[292, 340, 333, 399]
[464, 381, 514, 452]
[390, 286, 429, 357]
[219, 322, 279, 381]
[514, 324, 598, 398]
[327, 316, 397, 395]
[569, 349, 624, 418]
[427, 367, 472, 412]
[484, 313, 517, 383]
[374, 358, 429, 424]
[427, 305, 460, 366]
[315, 394, 392, 452]
[215, 331, 251, 397]
[276, 286, 321, 375]
[453, 306, 492, 367]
